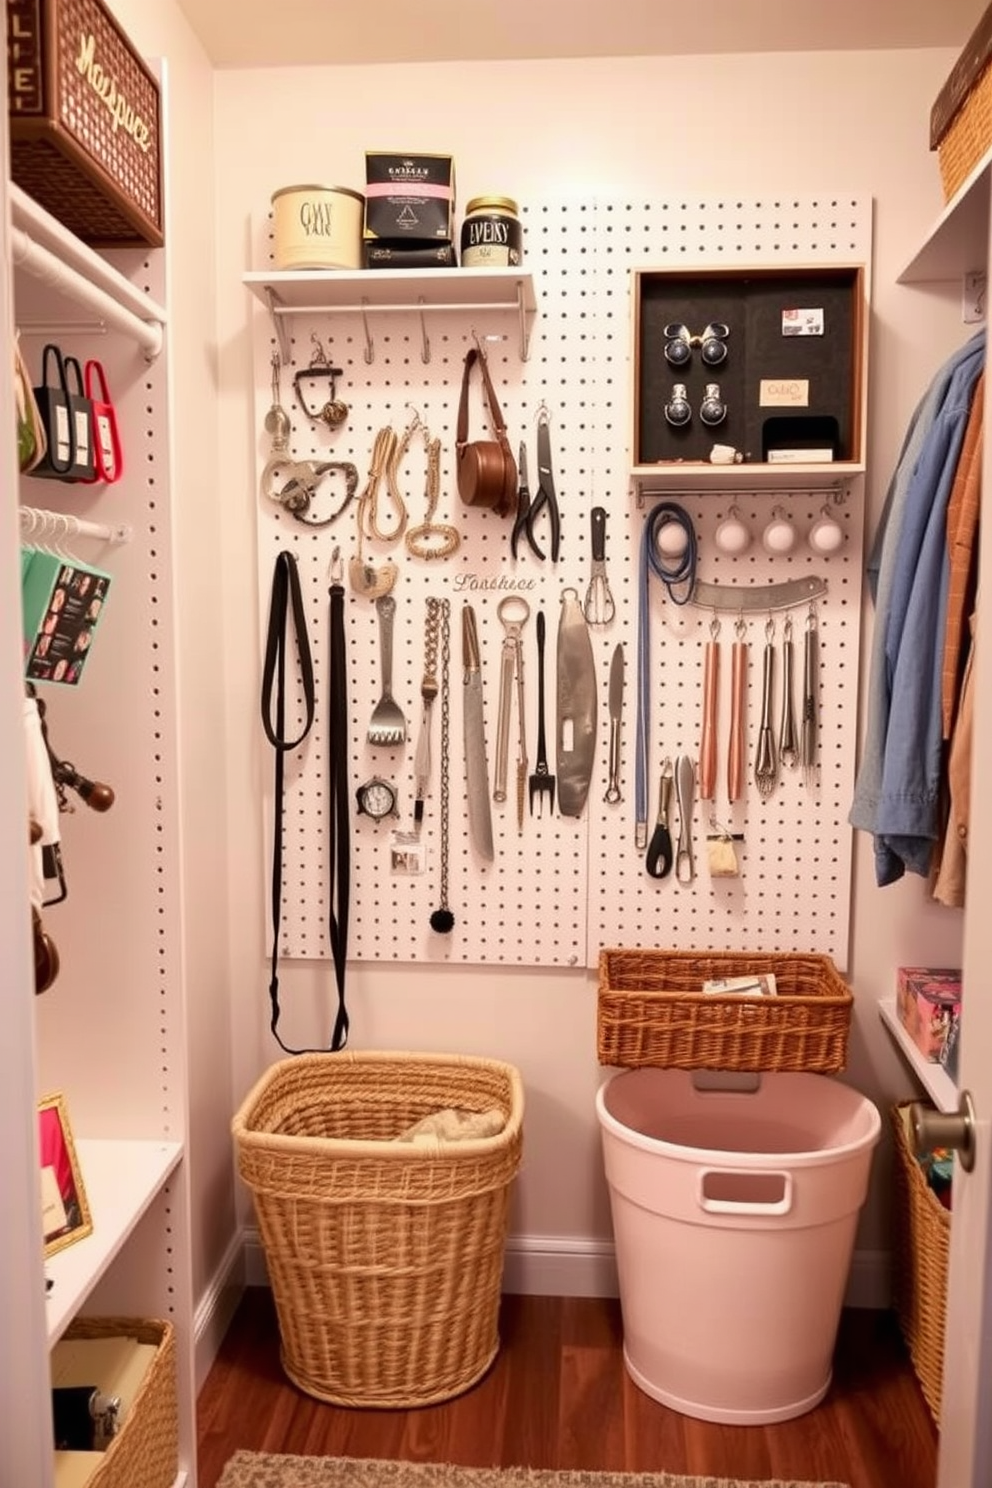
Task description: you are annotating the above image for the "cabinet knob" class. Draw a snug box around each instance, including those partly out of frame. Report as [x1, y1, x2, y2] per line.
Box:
[909, 1089, 976, 1173]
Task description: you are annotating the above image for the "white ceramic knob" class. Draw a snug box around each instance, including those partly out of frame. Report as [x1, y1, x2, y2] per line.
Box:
[808, 510, 845, 555]
[715, 509, 751, 556]
[655, 521, 690, 559]
[762, 509, 797, 555]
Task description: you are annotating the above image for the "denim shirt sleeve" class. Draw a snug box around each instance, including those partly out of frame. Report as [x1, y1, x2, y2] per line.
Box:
[871, 349, 983, 884]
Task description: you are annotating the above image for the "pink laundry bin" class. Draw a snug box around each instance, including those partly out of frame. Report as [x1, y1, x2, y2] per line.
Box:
[596, 1067, 881, 1425]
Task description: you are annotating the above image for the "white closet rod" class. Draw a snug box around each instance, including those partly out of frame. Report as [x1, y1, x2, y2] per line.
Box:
[9, 183, 167, 326]
[19, 506, 133, 546]
[11, 229, 164, 359]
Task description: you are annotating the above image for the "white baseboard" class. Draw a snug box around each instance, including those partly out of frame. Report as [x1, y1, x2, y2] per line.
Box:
[193, 1230, 246, 1391]
[240, 1225, 891, 1308]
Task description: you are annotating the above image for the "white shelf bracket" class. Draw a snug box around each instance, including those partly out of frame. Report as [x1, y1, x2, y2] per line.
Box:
[517, 280, 532, 362]
[418, 297, 431, 364]
[264, 287, 291, 365]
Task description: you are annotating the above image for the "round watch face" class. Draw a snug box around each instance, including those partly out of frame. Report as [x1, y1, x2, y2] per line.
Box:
[356, 777, 397, 819]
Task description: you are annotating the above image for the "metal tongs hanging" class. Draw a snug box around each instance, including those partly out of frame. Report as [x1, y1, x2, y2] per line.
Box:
[801, 603, 820, 788]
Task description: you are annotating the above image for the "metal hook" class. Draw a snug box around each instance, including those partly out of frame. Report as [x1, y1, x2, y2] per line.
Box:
[535, 400, 551, 427]
[360, 298, 375, 365]
[309, 332, 330, 367]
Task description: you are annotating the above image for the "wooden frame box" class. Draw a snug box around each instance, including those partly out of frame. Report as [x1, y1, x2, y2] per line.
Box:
[631, 264, 867, 488]
[7, 0, 163, 246]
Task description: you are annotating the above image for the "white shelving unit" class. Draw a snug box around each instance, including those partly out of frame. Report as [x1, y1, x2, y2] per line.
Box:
[1, 85, 197, 1488]
[879, 156, 986, 1117]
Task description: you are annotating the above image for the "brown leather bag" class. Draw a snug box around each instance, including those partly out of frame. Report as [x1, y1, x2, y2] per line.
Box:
[456, 347, 517, 516]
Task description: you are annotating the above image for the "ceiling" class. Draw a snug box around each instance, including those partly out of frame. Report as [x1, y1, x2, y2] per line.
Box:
[175, 0, 986, 69]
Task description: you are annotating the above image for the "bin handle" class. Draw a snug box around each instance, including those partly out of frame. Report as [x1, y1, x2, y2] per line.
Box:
[696, 1167, 794, 1217]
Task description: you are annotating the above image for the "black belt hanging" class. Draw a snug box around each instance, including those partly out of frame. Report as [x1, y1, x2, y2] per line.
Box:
[262, 549, 349, 1052]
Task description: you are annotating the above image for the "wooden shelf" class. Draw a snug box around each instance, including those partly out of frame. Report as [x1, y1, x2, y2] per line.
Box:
[879, 1000, 957, 1113]
[630, 460, 865, 498]
[898, 149, 992, 283]
[45, 1139, 183, 1344]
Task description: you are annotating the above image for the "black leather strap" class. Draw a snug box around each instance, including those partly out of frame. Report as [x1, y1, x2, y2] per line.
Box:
[262, 551, 348, 1053]
[325, 567, 350, 1051]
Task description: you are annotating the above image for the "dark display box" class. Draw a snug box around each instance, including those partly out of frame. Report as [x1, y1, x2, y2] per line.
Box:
[632, 266, 866, 471]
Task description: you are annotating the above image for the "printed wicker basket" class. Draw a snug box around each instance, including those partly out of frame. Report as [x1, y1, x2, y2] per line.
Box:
[597, 948, 853, 1073]
[890, 1102, 950, 1422]
[59, 1317, 178, 1488]
[232, 1050, 524, 1408]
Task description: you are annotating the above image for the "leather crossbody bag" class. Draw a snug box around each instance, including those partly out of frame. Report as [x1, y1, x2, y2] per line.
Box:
[456, 346, 517, 516]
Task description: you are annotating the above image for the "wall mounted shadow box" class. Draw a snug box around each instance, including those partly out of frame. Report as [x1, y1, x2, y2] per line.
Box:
[7, 0, 163, 246]
[632, 265, 867, 483]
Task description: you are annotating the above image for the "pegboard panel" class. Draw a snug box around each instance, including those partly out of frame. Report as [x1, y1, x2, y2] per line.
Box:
[250, 194, 870, 969]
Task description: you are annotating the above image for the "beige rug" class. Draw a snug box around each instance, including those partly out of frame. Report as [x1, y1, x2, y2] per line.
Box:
[216, 1454, 848, 1488]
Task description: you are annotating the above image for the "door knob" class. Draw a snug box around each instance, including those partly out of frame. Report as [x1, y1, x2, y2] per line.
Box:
[909, 1090, 976, 1173]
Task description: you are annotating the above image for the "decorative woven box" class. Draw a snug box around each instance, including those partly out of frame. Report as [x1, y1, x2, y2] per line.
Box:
[7, 0, 163, 246]
[931, 1, 992, 202]
[56, 1317, 178, 1488]
[597, 948, 853, 1073]
[890, 1104, 950, 1422]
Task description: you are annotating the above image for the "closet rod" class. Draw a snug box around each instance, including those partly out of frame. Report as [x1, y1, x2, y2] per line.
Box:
[19, 506, 133, 546]
[9, 183, 167, 328]
[11, 229, 164, 359]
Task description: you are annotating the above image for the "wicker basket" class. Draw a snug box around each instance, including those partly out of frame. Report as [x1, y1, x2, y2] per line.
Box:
[58, 1317, 178, 1488]
[937, 62, 992, 202]
[597, 948, 853, 1073]
[8, 0, 163, 245]
[890, 1103, 950, 1422]
[232, 1050, 525, 1408]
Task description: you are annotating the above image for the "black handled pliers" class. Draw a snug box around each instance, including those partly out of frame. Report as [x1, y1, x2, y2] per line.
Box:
[511, 413, 561, 562]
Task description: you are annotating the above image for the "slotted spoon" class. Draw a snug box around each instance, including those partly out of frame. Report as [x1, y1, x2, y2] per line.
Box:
[367, 594, 407, 747]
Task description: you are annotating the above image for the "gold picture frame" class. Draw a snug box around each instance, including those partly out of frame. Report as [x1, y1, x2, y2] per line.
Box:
[38, 1092, 92, 1257]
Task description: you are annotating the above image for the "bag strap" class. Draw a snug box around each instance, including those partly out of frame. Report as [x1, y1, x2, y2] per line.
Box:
[457, 346, 511, 450]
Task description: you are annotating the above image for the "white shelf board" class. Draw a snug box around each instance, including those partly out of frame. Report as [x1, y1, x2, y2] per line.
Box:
[879, 999, 957, 1113]
[898, 150, 992, 283]
[243, 265, 537, 314]
[45, 1139, 183, 1344]
[630, 461, 864, 496]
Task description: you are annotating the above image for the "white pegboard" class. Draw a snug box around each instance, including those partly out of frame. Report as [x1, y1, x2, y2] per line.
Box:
[250, 195, 871, 969]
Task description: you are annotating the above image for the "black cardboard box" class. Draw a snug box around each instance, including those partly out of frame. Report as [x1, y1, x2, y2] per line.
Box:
[363, 242, 457, 269]
[364, 151, 455, 243]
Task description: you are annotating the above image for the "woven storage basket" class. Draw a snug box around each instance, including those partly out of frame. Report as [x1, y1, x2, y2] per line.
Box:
[890, 1103, 950, 1422]
[58, 1317, 178, 1488]
[937, 63, 992, 202]
[597, 948, 853, 1073]
[8, 0, 163, 245]
[232, 1050, 524, 1408]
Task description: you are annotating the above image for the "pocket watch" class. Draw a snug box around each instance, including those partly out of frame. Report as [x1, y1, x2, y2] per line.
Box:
[355, 776, 399, 821]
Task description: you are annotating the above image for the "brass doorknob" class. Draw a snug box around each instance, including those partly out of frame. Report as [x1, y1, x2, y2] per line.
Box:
[909, 1090, 976, 1174]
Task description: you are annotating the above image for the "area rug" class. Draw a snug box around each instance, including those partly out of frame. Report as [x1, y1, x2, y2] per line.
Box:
[216, 1454, 849, 1488]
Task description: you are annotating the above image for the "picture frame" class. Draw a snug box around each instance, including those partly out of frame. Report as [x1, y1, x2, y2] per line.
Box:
[38, 1092, 92, 1257]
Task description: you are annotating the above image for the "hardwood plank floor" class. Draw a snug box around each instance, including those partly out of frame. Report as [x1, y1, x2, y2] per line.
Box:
[196, 1290, 937, 1488]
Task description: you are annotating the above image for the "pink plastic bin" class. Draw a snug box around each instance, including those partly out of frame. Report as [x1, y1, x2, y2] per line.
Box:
[596, 1068, 881, 1425]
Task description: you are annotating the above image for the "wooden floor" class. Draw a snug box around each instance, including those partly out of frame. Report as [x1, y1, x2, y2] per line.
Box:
[196, 1289, 937, 1488]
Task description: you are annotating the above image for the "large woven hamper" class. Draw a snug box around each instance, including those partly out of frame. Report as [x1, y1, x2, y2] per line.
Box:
[598, 948, 853, 1073]
[232, 1051, 524, 1408]
[890, 1102, 950, 1422]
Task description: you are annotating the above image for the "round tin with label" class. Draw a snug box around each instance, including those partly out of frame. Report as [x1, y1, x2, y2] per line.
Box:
[271, 184, 364, 270]
[460, 196, 522, 268]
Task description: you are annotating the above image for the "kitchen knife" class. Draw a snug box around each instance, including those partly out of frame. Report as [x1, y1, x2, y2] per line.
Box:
[462, 603, 494, 861]
[604, 642, 623, 804]
[556, 588, 597, 818]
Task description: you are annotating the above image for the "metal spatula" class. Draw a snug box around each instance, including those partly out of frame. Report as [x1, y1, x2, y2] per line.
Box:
[367, 594, 406, 746]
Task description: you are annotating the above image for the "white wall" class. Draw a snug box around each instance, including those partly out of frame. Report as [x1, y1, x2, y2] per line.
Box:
[208, 45, 972, 1271]
[103, 0, 237, 1318]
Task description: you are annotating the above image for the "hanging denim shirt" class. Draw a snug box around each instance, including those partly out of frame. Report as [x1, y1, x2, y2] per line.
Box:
[850, 330, 985, 843]
[873, 340, 985, 884]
